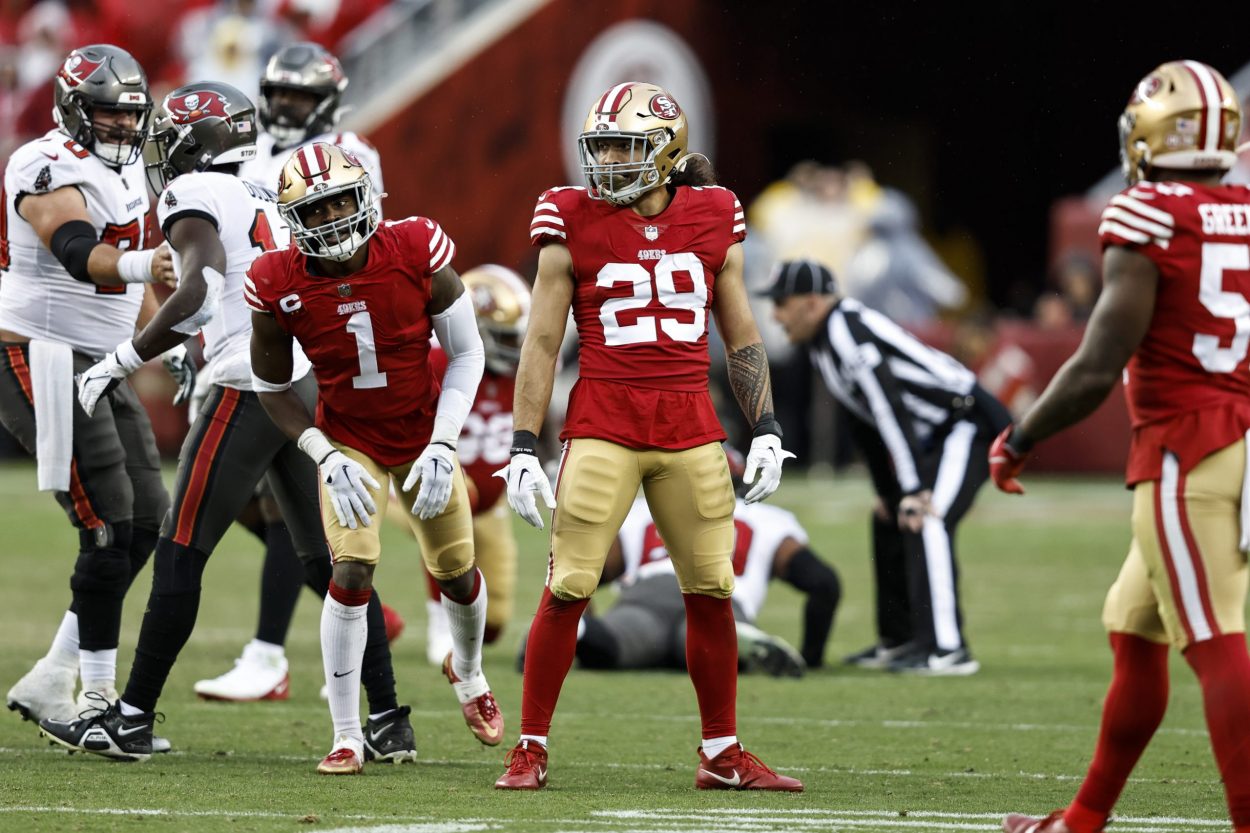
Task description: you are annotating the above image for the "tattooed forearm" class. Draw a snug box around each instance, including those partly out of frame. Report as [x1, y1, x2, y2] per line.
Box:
[726, 342, 774, 424]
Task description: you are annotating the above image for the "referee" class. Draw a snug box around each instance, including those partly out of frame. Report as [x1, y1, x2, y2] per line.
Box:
[761, 260, 1009, 675]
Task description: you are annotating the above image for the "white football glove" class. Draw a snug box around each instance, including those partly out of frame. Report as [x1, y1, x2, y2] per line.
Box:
[161, 344, 197, 406]
[320, 451, 380, 530]
[403, 442, 457, 520]
[742, 433, 796, 504]
[77, 340, 143, 418]
[493, 453, 556, 530]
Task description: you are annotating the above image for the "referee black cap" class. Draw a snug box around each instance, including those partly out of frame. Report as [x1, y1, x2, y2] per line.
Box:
[756, 259, 837, 301]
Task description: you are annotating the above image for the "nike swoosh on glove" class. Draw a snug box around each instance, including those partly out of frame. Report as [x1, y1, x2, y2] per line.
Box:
[403, 443, 457, 520]
[321, 451, 381, 529]
[161, 344, 197, 406]
[989, 425, 1027, 495]
[743, 433, 796, 504]
[76, 352, 131, 418]
[493, 453, 556, 530]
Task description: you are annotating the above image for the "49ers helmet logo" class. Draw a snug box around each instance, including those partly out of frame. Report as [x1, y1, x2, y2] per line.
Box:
[340, 147, 363, 168]
[1132, 74, 1163, 104]
[58, 53, 104, 88]
[649, 93, 681, 120]
[167, 90, 231, 123]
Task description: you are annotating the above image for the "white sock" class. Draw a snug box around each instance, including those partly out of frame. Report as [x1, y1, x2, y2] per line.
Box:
[443, 569, 487, 681]
[426, 599, 450, 639]
[79, 649, 117, 689]
[118, 699, 144, 717]
[576, 616, 587, 640]
[321, 594, 368, 742]
[519, 733, 548, 749]
[702, 735, 738, 759]
[47, 611, 79, 669]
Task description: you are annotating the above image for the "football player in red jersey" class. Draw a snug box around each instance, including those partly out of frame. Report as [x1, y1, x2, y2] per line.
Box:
[993, 62, 1250, 833]
[247, 142, 502, 774]
[419, 264, 529, 664]
[493, 82, 801, 792]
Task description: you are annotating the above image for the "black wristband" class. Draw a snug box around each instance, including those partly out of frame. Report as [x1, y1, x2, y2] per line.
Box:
[1008, 426, 1035, 453]
[752, 413, 783, 439]
[432, 440, 456, 452]
[510, 430, 539, 457]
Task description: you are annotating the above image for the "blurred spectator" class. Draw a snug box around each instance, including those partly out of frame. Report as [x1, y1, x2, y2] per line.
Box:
[16, 1, 74, 91]
[1033, 292, 1075, 331]
[1051, 251, 1100, 321]
[178, 0, 292, 100]
[275, 0, 385, 50]
[950, 311, 1038, 420]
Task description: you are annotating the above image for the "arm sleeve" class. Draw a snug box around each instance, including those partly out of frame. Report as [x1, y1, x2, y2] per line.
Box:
[430, 291, 485, 446]
[777, 546, 841, 668]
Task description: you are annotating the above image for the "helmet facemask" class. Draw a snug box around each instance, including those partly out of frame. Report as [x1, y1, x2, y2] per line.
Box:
[280, 178, 377, 262]
[260, 83, 334, 149]
[59, 98, 150, 166]
[579, 128, 675, 205]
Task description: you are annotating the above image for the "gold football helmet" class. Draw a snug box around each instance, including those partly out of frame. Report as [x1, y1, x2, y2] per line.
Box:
[578, 82, 688, 205]
[1119, 60, 1242, 185]
[277, 141, 378, 261]
[461, 264, 531, 375]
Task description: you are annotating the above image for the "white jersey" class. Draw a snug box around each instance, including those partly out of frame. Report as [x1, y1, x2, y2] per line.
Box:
[238, 130, 383, 197]
[0, 130, 150, 357]
[616, 497, 809, 621]
[155, 171, 310, 390]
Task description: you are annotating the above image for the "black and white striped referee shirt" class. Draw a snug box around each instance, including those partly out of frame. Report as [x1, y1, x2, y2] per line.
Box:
[807, 298, 978, 493]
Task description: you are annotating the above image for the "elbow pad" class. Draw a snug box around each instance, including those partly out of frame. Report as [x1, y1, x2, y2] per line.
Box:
[430, 291, 485, 445]
[50, 220, 100, 284]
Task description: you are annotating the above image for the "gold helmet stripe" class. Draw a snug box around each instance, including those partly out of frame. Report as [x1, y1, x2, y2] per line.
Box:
[1181, 60, 1223, 153]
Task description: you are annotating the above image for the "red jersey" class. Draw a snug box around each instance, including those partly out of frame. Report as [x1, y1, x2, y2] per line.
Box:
[529, 185, 745, 449]
[246, 218, 457, 466]
[430, 347, 514, 514]
[1098, 181, 1250, 484]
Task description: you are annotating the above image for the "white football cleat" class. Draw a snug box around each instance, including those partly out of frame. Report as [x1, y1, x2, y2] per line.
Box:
[6, 657, 76, 723]
[194, 643, 290, 702]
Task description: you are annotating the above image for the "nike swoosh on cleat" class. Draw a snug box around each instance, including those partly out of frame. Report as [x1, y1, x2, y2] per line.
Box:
[473, 720, 501, 740]
[116, 724, 150, 737]
[699, 768, 741, 786]
[368, 724, 393, 742]
[535, 766, 546, 781]
[332, 670, 354, 678]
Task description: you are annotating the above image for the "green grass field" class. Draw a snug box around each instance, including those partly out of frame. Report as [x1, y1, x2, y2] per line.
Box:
[0, 461, 1232, 832]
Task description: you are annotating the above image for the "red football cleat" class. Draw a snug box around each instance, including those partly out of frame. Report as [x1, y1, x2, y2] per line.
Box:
[442, 652, 504, 746]
[1002, 811, 1077, 833]
[381, 603, 405, 643]
[494, 739, 547, 789]
[317, 743, 363, 775]
[695, 744, 803, 791]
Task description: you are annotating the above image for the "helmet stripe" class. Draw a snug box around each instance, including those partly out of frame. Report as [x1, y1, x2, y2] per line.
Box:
[596, 82, 633, 127]
[1182, 60, 1221, 153]
[312, 143, 331, 181]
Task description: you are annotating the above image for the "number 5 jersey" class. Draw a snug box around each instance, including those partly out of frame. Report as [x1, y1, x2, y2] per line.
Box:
[1099, 180, 1250, 484]
[0, 129, 151, 358]
[528, 184, 746, 450]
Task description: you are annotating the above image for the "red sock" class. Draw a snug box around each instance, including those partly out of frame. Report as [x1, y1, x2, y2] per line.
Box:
[682, 593, 737, 739]
[424, 568, 441, 602]
[1065, 632, 1169, 833]
[519, 587, 589, 737]
[1185, 634, 1250, 828]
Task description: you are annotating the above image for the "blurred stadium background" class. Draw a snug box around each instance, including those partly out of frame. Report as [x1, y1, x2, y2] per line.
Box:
[1, 0, 1248, 476]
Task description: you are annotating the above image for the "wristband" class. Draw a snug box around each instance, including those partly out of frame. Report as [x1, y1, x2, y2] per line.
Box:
[114, 339, 144, 373]
[510, 430, 539, 457]
[752, 413, 784, 439]
[1008, 426, 1035, 453]
[431, 439, 457, 452]
[116, 249, 156, 284]
[297, 427, 337, 465]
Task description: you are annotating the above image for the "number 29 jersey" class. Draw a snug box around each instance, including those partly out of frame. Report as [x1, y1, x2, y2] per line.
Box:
[1098, 180, 1250, 484]
[245, 217, 456, 466]
[529, 184, 746, 450]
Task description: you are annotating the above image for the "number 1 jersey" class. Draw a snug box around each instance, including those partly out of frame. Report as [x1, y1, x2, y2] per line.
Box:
[1099, 180, 1250, 484]
[245, 217, 456, 465]
[529, 184, 746, 450]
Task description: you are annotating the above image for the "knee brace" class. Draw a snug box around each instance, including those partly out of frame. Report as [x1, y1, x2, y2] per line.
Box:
[150, 537, 211, 597]
[70, 521, 134, 598]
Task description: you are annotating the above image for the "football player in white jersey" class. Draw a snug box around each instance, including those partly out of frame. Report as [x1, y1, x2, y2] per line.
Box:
[518, 447, 841, 677]
[39, 82, 416, 765]
[196, 40, 390, 703]
[1, 45, 178, 735]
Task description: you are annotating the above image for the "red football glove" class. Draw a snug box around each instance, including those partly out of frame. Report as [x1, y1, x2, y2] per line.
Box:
[989, 425, 1028, 495]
